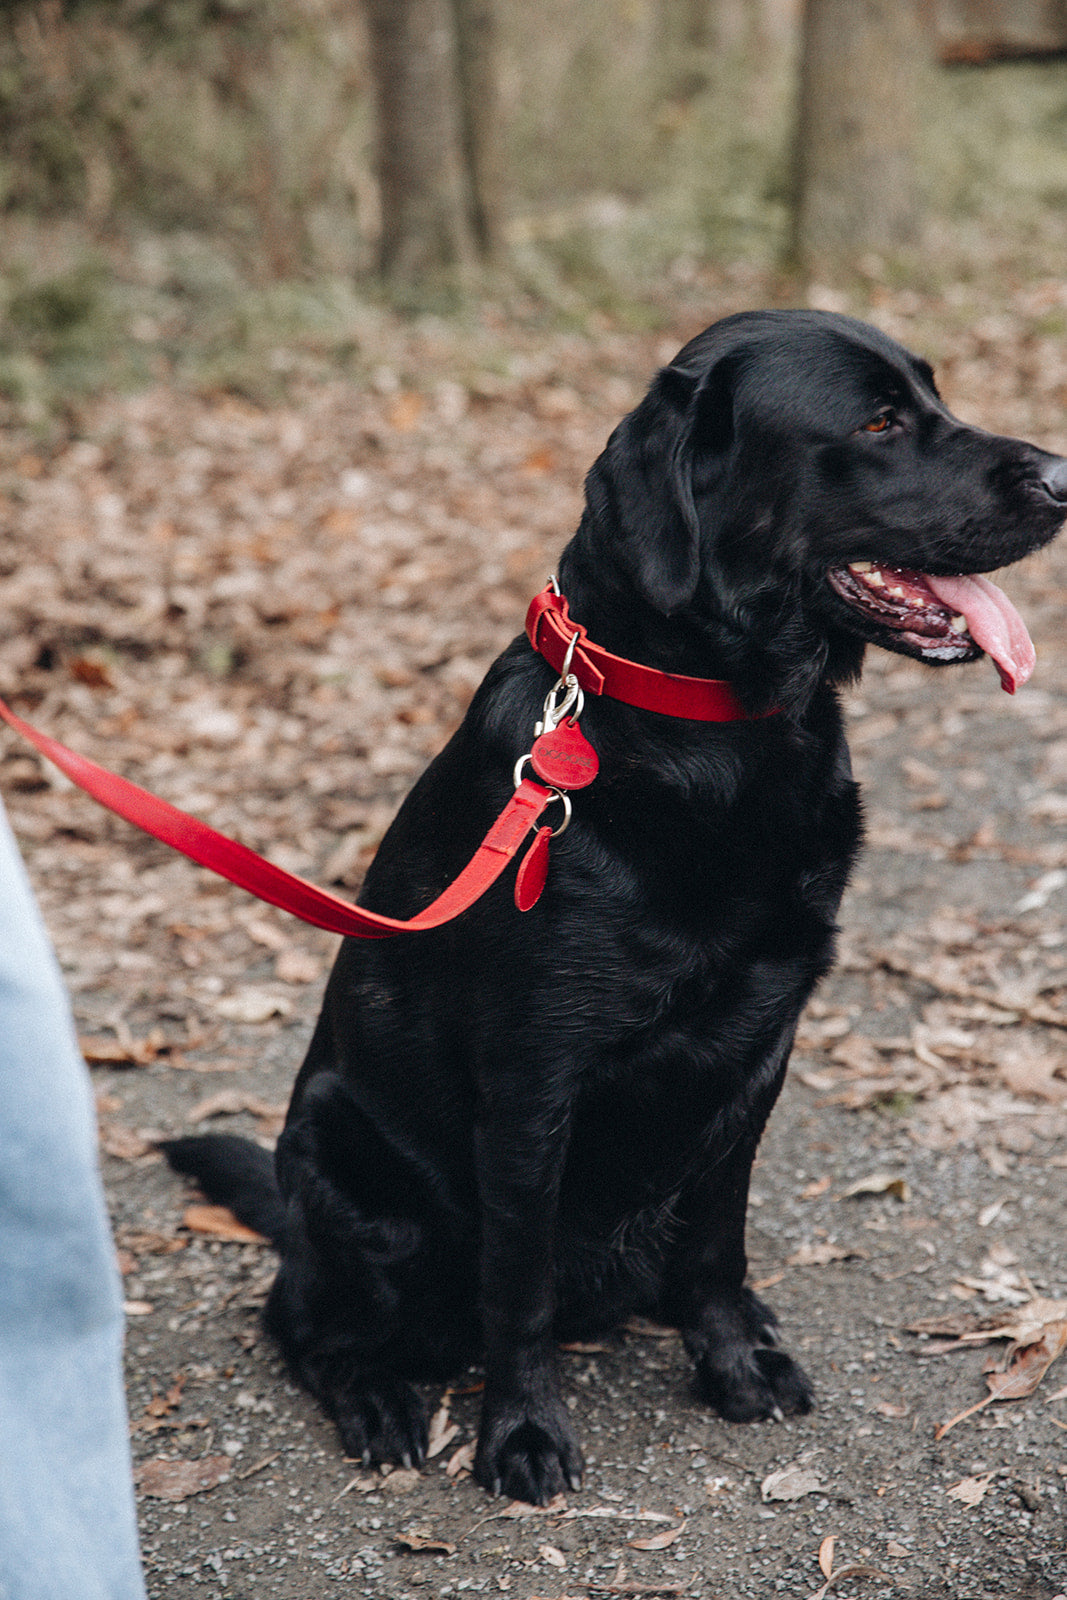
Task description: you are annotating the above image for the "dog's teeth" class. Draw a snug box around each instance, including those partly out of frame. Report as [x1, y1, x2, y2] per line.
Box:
[888, 585, 907, 598]
[849, 560, 873, 573]
[950, 614, 968, 633]
[906, 596, 924, 608]
[865, 571, 886, 588]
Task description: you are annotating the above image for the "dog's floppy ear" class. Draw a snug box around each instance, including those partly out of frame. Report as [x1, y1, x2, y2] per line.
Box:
[585, 358, 736, 616]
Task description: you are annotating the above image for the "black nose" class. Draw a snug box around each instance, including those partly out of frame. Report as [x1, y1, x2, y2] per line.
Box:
[1040, 457, 1067, 503]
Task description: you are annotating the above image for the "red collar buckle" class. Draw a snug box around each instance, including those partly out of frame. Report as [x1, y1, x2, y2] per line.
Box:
[525, 581, 770, 722]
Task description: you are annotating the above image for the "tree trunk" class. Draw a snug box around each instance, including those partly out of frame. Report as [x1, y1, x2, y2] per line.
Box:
[364, 0, 474, 284]
[450, 0, 505, 262]
[791, 0, 928, 277]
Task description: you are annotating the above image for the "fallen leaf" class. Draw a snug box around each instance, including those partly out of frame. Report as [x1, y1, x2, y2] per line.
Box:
[952, 1273, 1030, 1306]
[761, 1462, 822, 1502]
[426, 1400, 460, 1460]
[380, 1466, 422, 1494]
[145, 1376, 186, 1418]
[215, 990, 292, 1024]
[445, 1441, 476, 1478]
[807, 1563, 885, 1600]
[819, 1536, 836, 1580]
[69, 653, 115, 688]
[801, 1175, 832, 1199]
[334, 1472, 379, 1500]
[935, 1320, 1067, 1437]
[388, 391, 425, 431]
[246, 918, 290, 951]
[498, 1494, 567, 1518]
[946, 1471, 995, 1506]
[886, 1540, 909, 1558]
[786, 1241, 868, 1267]
[987, 1324, 1067, 1399]
[235, 1451, 280, 1482]
[907, 1298, 1067, 1344]
[99, 1123, 156, 1160]
[395, 1530, 457, 1556]
[873, 1399, 909, 1418]
[998, 1039, 1067, 1102]
[539, 1544, 567, 1568]
[81, 1032, 163, 1067]
[187, 1090, 285, 1131]
[275, 948, 322, 984]
[136, 1455, 231, 1500]
[838, 1172, 910, 1202]
[181, 1204, 268, 1244]
[628, 1518, 685, 1551]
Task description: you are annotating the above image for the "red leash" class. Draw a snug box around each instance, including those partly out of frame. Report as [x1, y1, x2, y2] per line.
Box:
[0, 687, 558, 936]
[0, 584, 767, 935]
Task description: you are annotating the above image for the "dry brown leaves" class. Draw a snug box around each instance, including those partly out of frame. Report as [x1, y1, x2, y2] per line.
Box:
[796, 913, 1067, 1156]
[805, 1533, 885, 1600]
[908, 1296, 1067, 1436]
[135, 1454, 232, 1500]
[186, 1088, 285, 1135]
[761, 1459, 823, 1502]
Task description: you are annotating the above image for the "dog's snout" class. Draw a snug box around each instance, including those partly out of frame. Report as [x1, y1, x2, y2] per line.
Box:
[1039, 457, 1067, 503]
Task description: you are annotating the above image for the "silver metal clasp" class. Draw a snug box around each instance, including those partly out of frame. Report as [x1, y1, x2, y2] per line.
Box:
[535, 672, 584, 739]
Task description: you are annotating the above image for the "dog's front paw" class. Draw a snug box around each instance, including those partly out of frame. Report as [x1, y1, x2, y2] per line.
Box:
[333, 1377, 429, 1468]
[474, 1396, 584, 1504]
[685, 1288, 814, 1423]
[694, 1340, 814, 1422]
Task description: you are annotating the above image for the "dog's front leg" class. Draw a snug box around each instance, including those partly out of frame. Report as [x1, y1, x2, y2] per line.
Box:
[665, 1044, 814, 1423]
[471, 1106, 582, 1504]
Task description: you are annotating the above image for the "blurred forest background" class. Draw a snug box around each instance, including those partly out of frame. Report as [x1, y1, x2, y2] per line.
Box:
[1, 0, 1067, 419]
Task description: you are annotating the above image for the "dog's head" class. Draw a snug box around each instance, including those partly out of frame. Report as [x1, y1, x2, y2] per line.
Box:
[581, 310, 1067, 710]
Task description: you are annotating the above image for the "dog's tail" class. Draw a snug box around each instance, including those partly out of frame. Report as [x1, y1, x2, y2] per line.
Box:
[160, 1134, 286, 1248]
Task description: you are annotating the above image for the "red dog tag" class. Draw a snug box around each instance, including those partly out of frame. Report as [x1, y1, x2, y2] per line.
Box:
[529, 718, 599, 790]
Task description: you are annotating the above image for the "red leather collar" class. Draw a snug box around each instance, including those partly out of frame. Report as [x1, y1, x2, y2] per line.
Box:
[526, 584, 771, 722]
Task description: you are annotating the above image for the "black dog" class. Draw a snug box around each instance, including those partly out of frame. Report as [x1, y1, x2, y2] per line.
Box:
[165, 310, 1067, 1504]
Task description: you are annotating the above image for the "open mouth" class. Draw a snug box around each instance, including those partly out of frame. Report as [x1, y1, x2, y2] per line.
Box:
[826, 561, 1036, 693]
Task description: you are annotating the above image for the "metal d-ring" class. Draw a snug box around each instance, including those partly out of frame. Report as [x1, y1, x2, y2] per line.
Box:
[545, 788, 572, 837]
[559, 626, 579, 681]
[511, 758, 571, 837]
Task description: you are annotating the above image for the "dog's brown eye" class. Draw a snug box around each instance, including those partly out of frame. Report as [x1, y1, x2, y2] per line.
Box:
[862, 411, 894, 434]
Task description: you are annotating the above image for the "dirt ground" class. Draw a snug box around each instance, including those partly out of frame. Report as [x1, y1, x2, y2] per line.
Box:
[2, 279, 1066, 1599]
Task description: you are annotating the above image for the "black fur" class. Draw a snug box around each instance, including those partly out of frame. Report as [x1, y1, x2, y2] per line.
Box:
[163, 310, 1066, 1504]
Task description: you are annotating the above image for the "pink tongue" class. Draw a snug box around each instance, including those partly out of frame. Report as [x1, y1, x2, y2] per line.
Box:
[924, 573, 1035, 693]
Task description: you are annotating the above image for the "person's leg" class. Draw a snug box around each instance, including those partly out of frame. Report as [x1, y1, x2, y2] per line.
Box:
[0, 805, 145, 1600]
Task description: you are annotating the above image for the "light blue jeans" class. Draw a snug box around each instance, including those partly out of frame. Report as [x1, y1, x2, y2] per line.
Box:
[0, 805, 145, 1600]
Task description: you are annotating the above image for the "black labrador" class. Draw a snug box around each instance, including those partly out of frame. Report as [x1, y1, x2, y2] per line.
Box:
[165, 310, 1067, 1504]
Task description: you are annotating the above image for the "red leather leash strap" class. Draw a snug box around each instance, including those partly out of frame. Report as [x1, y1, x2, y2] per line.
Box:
[526, 585, 760, 722]
[0, 692, 554, 939]
[0, 586, 768, 936]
